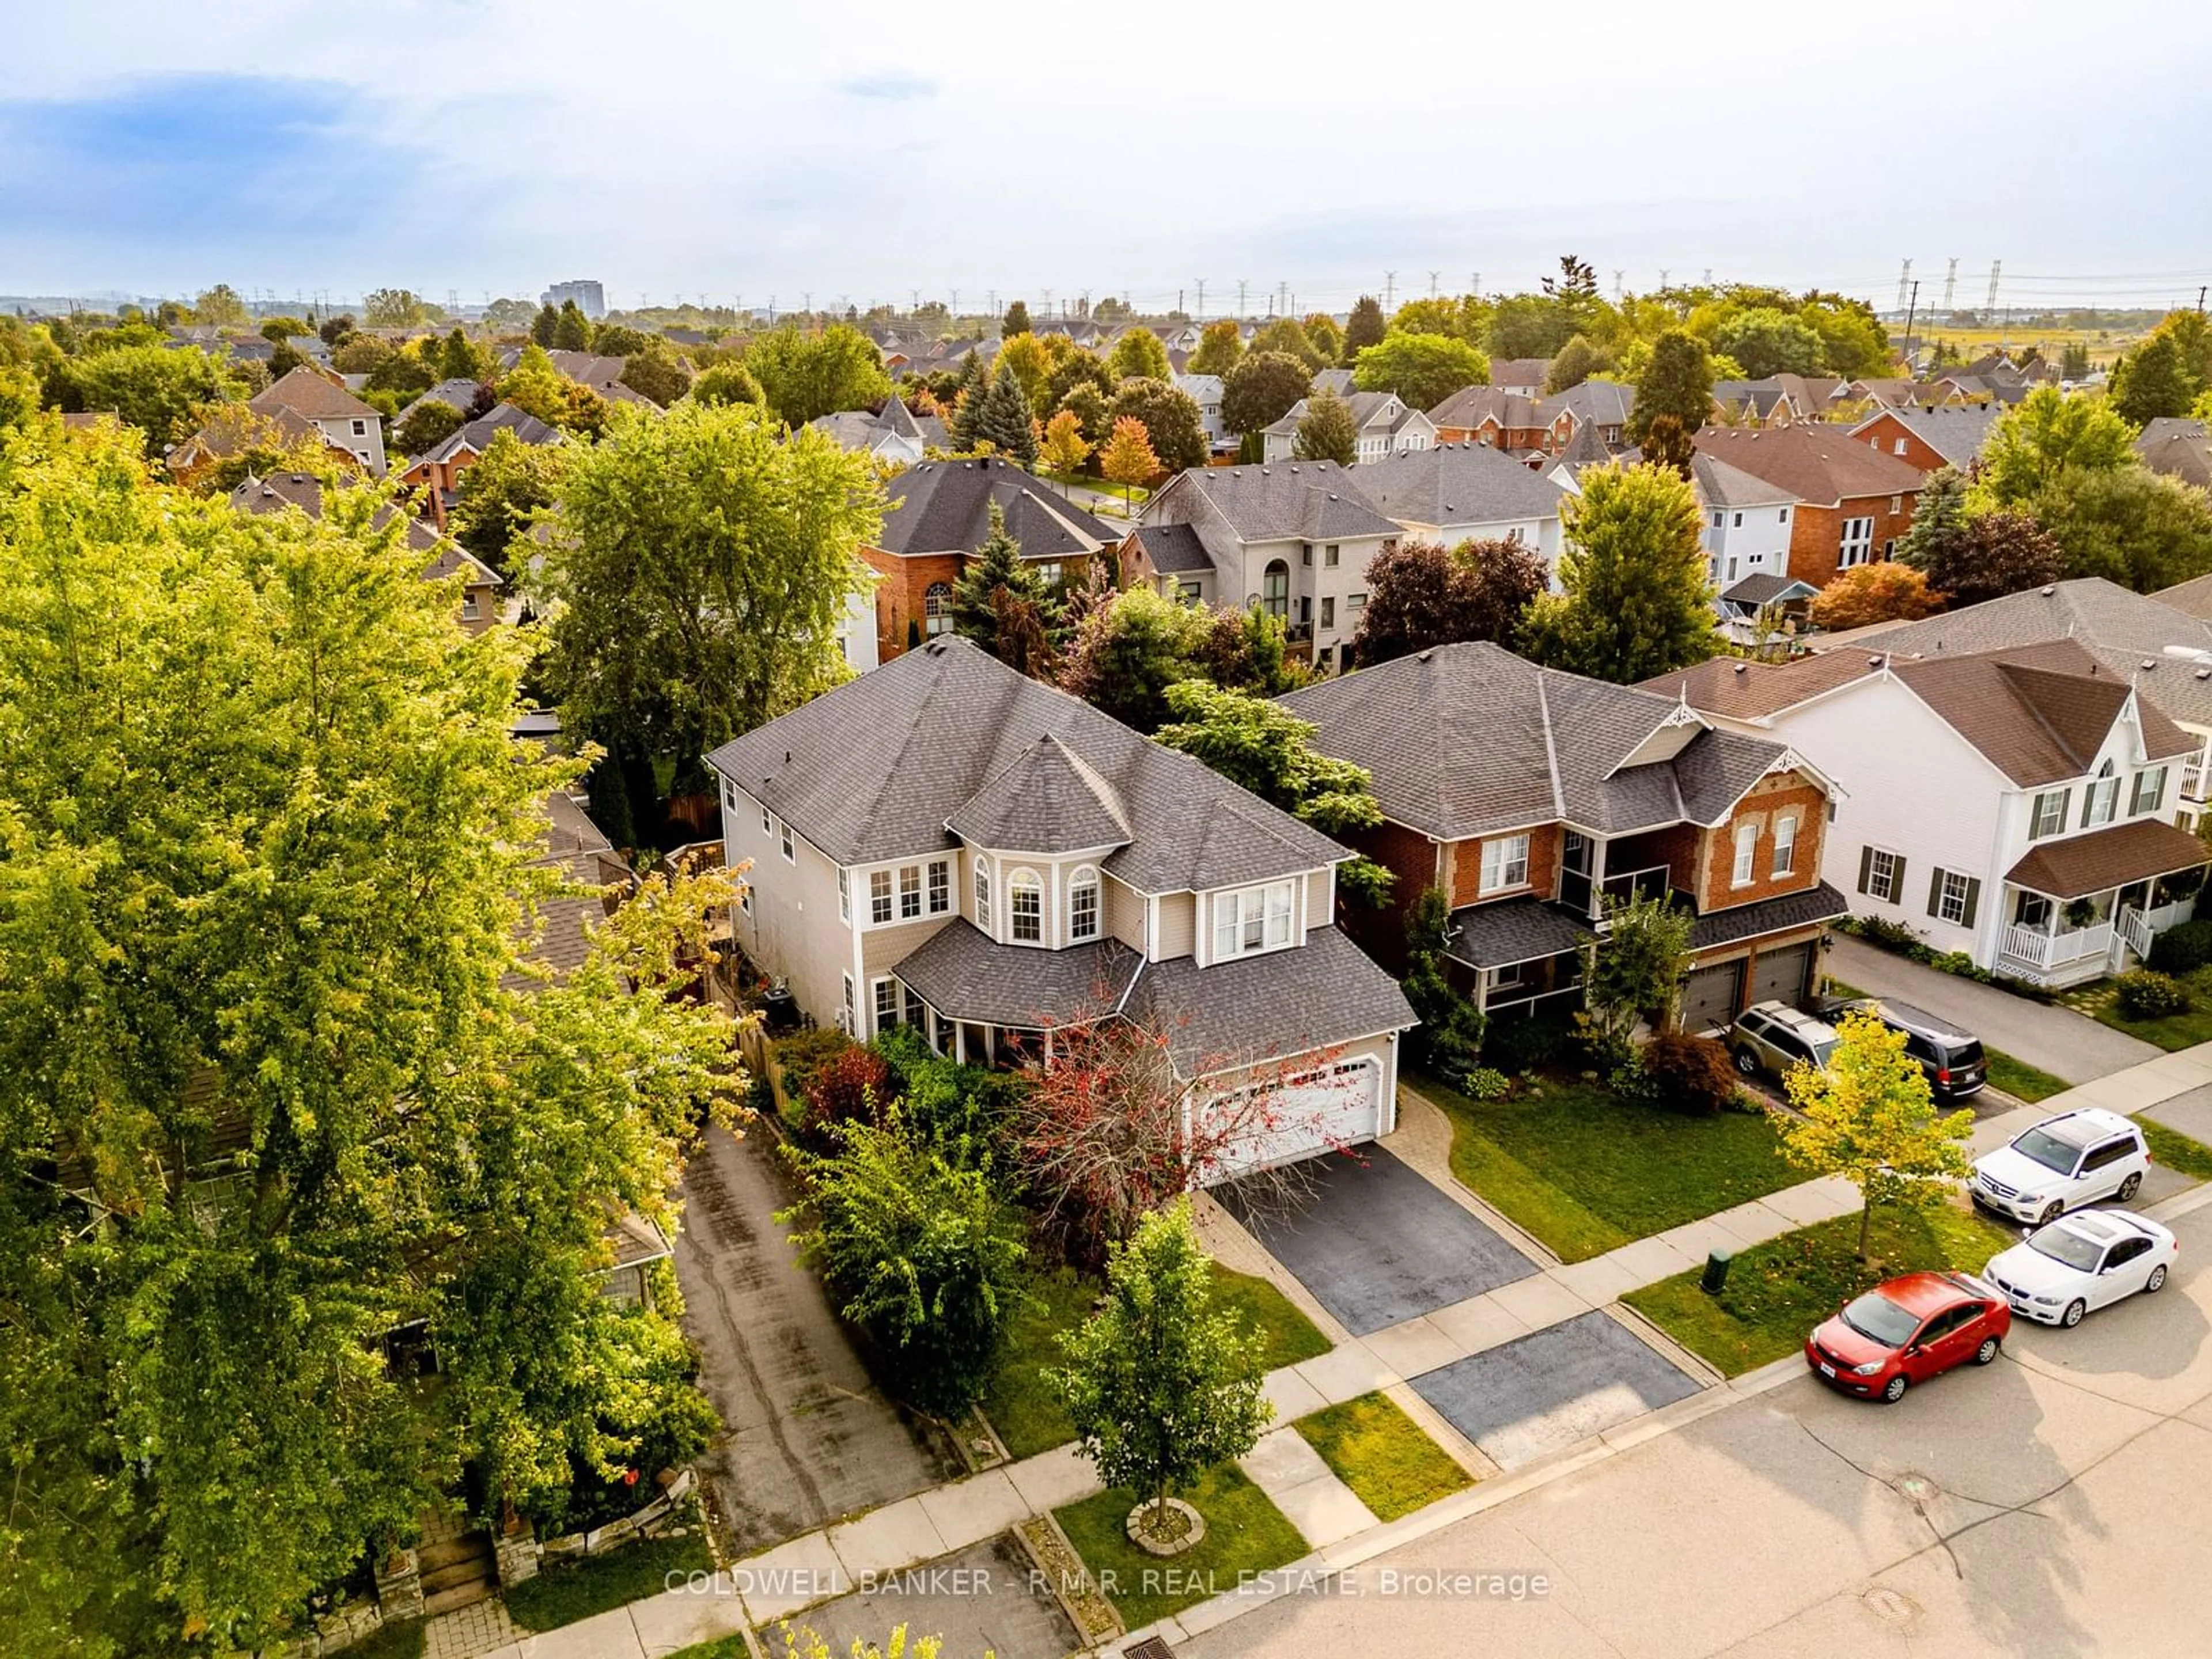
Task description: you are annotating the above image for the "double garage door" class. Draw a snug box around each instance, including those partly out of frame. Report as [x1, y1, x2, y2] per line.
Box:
[1210, 1058, 1385, 1181]
[1679, 943, 1817, 1033]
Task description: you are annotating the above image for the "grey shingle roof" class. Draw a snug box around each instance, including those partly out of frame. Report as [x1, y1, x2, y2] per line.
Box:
[893, 922, 1141, 1029]
[418, 403, 562, 467]
[1344, 441, 1568, 528]
[2137, 419, 2212, 490]
[946, 735, 1133, 853]
[416, 378, 487, 413]
[877, 459, 1116, 559]
[1719, 572, 1816, 607]
[1444, 898, 1592, 969]
[1129, 928, 1414, 1075]
[1850, 403, 2003, 466]
[228, 471, 486, 575]
[706, 637, 1346, 890]
[1130, 522, 1215, 574]
[1164, 461, 1401, 541]
[1691, 452, 1797, 509]
[1427, 385, 1544, 429]
[1687, 881, 1848, 950]
[1539, 381, 1635, 427]
[1279, 641, 1791, 839]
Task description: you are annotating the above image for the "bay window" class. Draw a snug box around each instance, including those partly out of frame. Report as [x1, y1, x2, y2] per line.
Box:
[1010, 869, 1043, 942]
[1070, 867, 1101, 942]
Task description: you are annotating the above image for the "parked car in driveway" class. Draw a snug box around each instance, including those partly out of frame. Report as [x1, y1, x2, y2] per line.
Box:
[1805, 1271, 2010, 1403]
[1815, 995, 1986, 1101]
[1984, 1210, 2177, 1327]
[1728, 1001, 1839, 1085]
[1971, 1108, 2150, 1226]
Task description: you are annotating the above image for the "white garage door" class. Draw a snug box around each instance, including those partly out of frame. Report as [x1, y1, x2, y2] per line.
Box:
[1206, 1058, 1385, 1183]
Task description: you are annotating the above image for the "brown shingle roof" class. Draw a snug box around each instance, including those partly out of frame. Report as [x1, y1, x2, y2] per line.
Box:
[1695, 423, 1927, 505]
[1888, 642, 2196, 786]
[251, 365, 380, 422]
[1639, 650, 1891, 721]
[2004, 819, 2211, 900]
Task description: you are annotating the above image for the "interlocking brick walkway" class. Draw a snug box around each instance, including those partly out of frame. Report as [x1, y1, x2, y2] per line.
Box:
[422, 1595, 520, 1659]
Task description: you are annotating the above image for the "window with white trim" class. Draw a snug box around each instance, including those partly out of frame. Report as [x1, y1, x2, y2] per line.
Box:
[1771, 813, 1797, 876]
[974, 863, 991, 930]
[1212, 880, 1295, 960]
[780, 823, 794, 862]
[2132, 766, 2168, 816]
[898, 863, 923, 920]
[870, 868, 895, 924]
[739, 884, 753, 916]
[1347, 591, 1367, 611]
[840, 972, 855, 1032]
[838, 868, 850, 921]
[1732, 820, 1759, 886]
[1069, 867, 1101, 942]
[762, 806, 773, 835]
[2029, 788, 2070, 839]
[924, 583, 953, 637]
[1033, 560, 1063, 589]
[872, 978, 926, 1033]
[927, 859, 951, 914]
[1478, 834, 1530, 895]
[2084, 759, 2119, 828]
[1937, 869, 1971, 926]
[1009, 869, 1043, 942]
[1838, 516, 1875, 568]
[1866, 847, 1899, 903]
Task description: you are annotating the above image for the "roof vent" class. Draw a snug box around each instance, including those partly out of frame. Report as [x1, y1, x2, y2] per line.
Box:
[1868, 655, 1885, 668]
[1416, 649, 1435, 662]
[1732, 662, 1748, 675]
[2041, 585, 2056, 596]
[2143, 660, 2157, 671]
[2196, 668, 2210, 681]
[783, 750, 791, 766]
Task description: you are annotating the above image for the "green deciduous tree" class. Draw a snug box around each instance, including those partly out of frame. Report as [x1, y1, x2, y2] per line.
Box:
[1544, 334, 1613, 393]
[1353, 332, 1491, 411]
[1343, 296, 1387, 361]
[1293, 385, 1359, 465]
[690, 360, 765, 408]
[1350, 537, 1547, 666]
[1058, 586, 1296, 732]
[1402, 888, 1487, 1085]
[1188, 319, 1245, 377]
[1580, 889, 1695, 1048]
[1304, 313, 1346, 368]
[1518, 463, 1719, 683]
[2113, 332, 2195, 425]
[993, 331, 1054, 415]
[619, 340, 692, 407]
[1002, 298, 1033, 337]
[194, 283, 248, 326]
[498, 343, 611, 436]
[1058, 381, 1112, 449]
[1221, 350, 1314, 437]
[450, 425, 571, 576]
[392, 395, 465, 458]
[362, 287, 429, 328]
[1487, 294, 1577, 360]
[1709, 306, 1826, 378]
[535, 400, 882, 792]
[1979, 385, 2137, 506]
[744, 324, 893, 427]
[782, 1113, 1028, 1416]
[2032, 465, 2212, 592]
[1246, 317, 1325, 372]
[1106, 327, 1173, 384]
[0, 422, 734, 1650]
[1626, 330, 1715, 448]
[1107, 377, 1207, 472]
[1051, 1199, 1271, 1538]
[438, 325, 495, 383]
[1780, 1012, 1974, 1260]
[551, 298, 593, 350]
[56, 342, 232, 453]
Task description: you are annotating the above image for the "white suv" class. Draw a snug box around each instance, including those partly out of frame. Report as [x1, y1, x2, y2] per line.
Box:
[1971, 1108, 2150, 1226]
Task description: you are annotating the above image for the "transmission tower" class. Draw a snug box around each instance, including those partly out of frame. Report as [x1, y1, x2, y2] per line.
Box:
[1896, 259, 1913, 313]
[1984, 260, 2002, 319]
[1383, 271, 1396, 310]
[1429, 270, 1441, 298]
[1612, 268, 1626, 301]
[1941, 258, 1958, 315]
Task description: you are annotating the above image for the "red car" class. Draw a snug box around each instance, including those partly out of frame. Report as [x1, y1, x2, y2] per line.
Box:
[1804, 1271, 2011, 1403]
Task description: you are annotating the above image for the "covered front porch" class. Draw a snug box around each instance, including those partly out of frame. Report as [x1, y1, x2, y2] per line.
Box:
[1995, 819, 2211, 986]
[1442, 896, 1590, 1021]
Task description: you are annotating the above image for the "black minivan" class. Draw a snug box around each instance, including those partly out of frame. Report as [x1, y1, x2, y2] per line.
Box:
[1817, 996, 1987, 1100]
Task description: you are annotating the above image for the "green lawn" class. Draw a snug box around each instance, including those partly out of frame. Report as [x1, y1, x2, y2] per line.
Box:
[1292, 1393, 1472, 1522]
[1040, 468, 1147, 503]
[982, 1263, 1327, 1459]
[2063, 972, 2212, 1052]
[1415, 1073, 1801, 1263]
[664, 1639, 747, 1659]
[346, 1620, 425, 1659]
[1054, 1464, 1308, 1630]
[1985, 1048, 2071, 1103]
[2138, 1114, 2212, 1180]
[1623, 1203, 2019, 1377]
[504, 1527, 713, 1632]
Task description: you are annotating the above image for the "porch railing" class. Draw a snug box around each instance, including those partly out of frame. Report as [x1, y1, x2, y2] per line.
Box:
[2184, 758, 2207, 802]
[2117, 904, 2162, 965]
[1998, 921, 2112, 972]
[1558, 862, 1673, 919]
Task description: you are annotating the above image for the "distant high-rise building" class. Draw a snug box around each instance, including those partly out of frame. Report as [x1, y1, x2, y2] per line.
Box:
[540, 278, 607, 319]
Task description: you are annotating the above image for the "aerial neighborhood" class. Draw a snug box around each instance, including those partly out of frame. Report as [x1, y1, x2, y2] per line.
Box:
[13, 251, 2212, 1659]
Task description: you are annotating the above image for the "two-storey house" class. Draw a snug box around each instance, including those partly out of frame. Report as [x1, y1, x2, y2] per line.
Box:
[252, 365, 388, 475]
[396, 402, 563, 532]
[1344, 441, 1569, 575]
[1173, 373, 1229, 449]
[809, 394, 947, 468]
[1646, 638, 2210, 986]
[706, 638, 1415, 1173]
[1281, 642, 1847, 1032]
[1694, 426, 1924, 589]
[1262, 392, 1435, 464]
[1427, 387, 1551, 454]
[1136, 462, 1402, 671]
[1848, 404, 2002, 474]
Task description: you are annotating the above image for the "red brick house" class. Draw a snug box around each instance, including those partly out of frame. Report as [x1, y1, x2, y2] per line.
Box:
[1846, 404, 2002, 476]
[1427, 387, 1551, 453]
[863, 459, 1118, 659]
[395, 403, 563, 532]
[1694, 426, 1926, 590]
[1279, 642, 1846, 1030]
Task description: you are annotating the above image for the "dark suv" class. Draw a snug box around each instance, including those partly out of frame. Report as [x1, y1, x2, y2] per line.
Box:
[1817, 995, 1986, 1100]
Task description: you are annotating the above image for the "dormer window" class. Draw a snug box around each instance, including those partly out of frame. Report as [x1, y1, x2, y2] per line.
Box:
[2083, 759, 2120, 828]
[1213, 880, 1294, 960]
[1010, 869, 1043, 943]
[1070, 867, 1101, 942]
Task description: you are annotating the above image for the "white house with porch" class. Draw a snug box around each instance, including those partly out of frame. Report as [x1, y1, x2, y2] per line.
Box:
[1649, 637, 2210, 987]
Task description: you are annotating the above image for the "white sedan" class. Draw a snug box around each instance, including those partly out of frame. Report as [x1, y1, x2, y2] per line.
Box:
[1984, 1210, 2179, 1327]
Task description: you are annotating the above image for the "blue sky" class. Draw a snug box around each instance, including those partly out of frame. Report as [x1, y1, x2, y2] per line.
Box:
[4, 0, 2211, 313]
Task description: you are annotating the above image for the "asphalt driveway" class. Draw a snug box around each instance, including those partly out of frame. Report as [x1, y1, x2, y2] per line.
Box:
[772, 1537, 1077, 1659]
[674, 1124, 960, 1556]
[1408, 1309, 1705, 1469]
[1216, 1146, 1539, 1337]
[1827, 934, 2158, 1085]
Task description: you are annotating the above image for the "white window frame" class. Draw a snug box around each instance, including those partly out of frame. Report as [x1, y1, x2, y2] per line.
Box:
[2133, 766, 2169, 816]
[2084, 761, 2120, 828]
[873, 976, 900, 1034]
[927, 858, 951, 915]
[838, 867, 850, 922]
[1866, 847, 1899, 903]
[1347, 591, 1367, 611]
[974, 863, 992, 931]
[1732, 820, 1759, 887]
[2029, 789, 2070, 839]
[840, 972, 855, 1032]
[780, 823, 794, 862]
[1937, 869, 1971, 926]
[1771, 813, 1797, 877]
[897, 862, 924, 921]
[870, 868, 895, 925]
[1211, 880, 1296, 961]
[1009, 868, 1043, 944]
[1838, 516, 1875, 568]
[1478, 834, 1531, 895]
[763, 806, 773, 835]
[1069, 866, 1101, 942]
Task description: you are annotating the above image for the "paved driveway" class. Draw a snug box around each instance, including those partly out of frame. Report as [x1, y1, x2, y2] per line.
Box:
[674, 1124, 959, 1556]
[1827, 934, 2157, 1085]
[1408, 1310, 1705, 1469]
[1216, 1146, 1538, 1336]
[774, 1537, 1077, 1659]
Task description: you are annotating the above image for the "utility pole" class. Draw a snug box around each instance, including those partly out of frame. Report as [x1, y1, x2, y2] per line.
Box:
[2198, 285, 2207, 314]
[1896, 258, 1913, 315]
[1941, 257, 1958, 315]
[768, 294, 777, 324]
[986, 289, 997, 317]
[1384, 270, 1397, 311]
[910, 289, 920, 316]
[1657, 268, 1669, 290]
[950, 289, 960, 317]
[1042, 287, 1054, 317]
[1902, 279, 1920, 366]
[1471, 271, 1480, 296]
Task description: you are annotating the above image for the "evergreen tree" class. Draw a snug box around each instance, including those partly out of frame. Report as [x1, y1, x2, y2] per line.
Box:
[969, 362, 1038, 464]
[1519, 462, 1721, 683]
[1626, 330, 1714, 448]
[439, 325, 488, 383]
[552, 300, 592, 351]
[1293, 385, 1359, 465]
[1641, 413, 1696, 479]
[945, 351, 990, 449]
[950, 501, 1050, 648]
[1002, 298, 1033, 336]
[531, 302, 559, 346]
[1893, 465, 1969, 571]
[1343, 296, 1387, 363]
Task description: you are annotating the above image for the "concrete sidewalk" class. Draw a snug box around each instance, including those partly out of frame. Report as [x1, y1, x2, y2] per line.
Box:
[1826, 933, 2159, 1085]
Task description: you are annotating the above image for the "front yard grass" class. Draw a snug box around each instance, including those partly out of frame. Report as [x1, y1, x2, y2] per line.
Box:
[2137, 1114, 2212, 1181]
[503, 1527, 713, 1632]
[346, 1620, 425, 1659]
[664, 1639, 747, 1659]
[1054, 1464, 1307, 1630]
[2062, 971, 2212, 1052]
[982, 1263, 1328, 1459]
[1292, 1392, 1472, 1521]
[1985, 1048, 2071, 1103]
[1622, 1202, 2019, 1377]
[1415, 1071, 1801, 1263]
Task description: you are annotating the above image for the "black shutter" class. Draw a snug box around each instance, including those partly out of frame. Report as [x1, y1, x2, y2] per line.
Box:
[1857, 846, 1873, 895]
[1962, 878, 1981, 928]
[1927, 868, 1944, 919]
[1890, 858, 1907, 906]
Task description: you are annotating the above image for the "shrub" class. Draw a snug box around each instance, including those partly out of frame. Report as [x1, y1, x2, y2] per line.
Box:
[872, 1024, 1028, 1159]
[1463, 1067, 1512, 1101]
[801, 1046, 892, 1139]
[1843, 914, 1929, 957]
[772, 1025, 855, 1102]
[1638, 1032, 1741, 1116]
[2118, 969, 2193, 1020]
[1486, 1012, 1572, 1073]
[2150, 919, 2212, 976]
